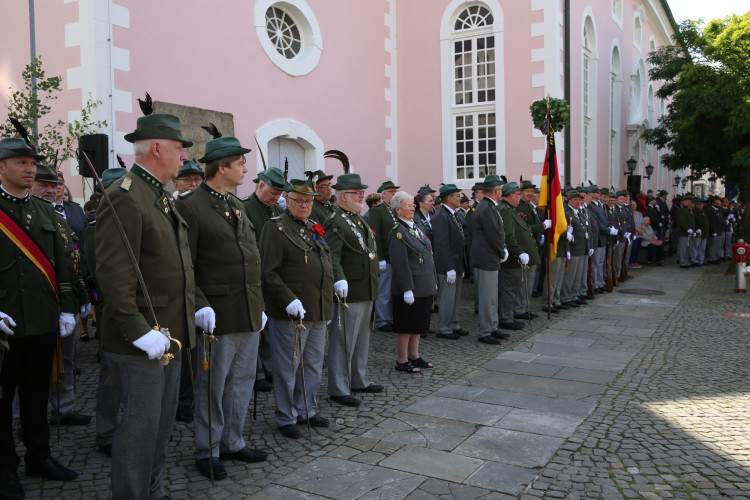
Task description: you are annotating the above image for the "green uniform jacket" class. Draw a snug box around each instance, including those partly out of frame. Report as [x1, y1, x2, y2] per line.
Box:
[242, 192, 283, 244]
[323, 206, 378, 303]
[55, 213, 88, 307]
[0, 193, 77, 338]
[499, 200, 541, 269]
[694, 207, 709, 235]
[516, 200, 545, 236]
[311, 199, 336, 227]
[673, 205, 695, 238]
[260, 211, 334, 321]
[95, 164, 196, 355]
[176, 183, 264, 334]
[368, 202, 396, 262]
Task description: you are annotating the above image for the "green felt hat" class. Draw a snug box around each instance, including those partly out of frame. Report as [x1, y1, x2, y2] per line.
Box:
[520, 180, 536, 190]
[101, 168, 127, 189]
[0, 137, 45, 161]
[199, 136, 251, 163]
[439, 184, 460, 197]
[124, 114, 193, 147]
[567, 190, 583, 199]
[693, 197, 705, 204]
[647, 195, 656, 203]
[501, 182, 521, 195]
[332, 173, 367, 190]
[34, 164, 63, 184]
[460, 194, 469, 203]
[599, 187, 611, 196]
[377, 181, 400, 193]
[483, 174, 504, 188]
[306, 170, 334, 182]
[471, 183, 485, 192]
[285, 178, 319, 196]
[418, 184, 437, 194]
[434, 196, 442, 204]
[254, 167, 286, 190]
[175, 159, 204, 179]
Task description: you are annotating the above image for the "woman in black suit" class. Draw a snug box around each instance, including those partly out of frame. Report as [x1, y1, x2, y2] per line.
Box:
[388, 191, 437, 373]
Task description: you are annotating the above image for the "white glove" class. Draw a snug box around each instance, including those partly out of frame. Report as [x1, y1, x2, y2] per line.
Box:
[566, 251, 571, 261]
[519, 253, 530, 265]
[687, 229, 693, 235]
[195, 306, 216, 333]
[403, 290, 415, 305]
[609, 227, 618, 236]
[696, 229, 702, 236]
[658, 223, 662, 227]
[133, 329, 171, 360]
[539, 235, 545, 245]
[588, 248, 594, 256]
[80, 303, 91, 319]
[286, 299, 306, 319]
[566, 232, 574, 242]
[446, 270, 456, 285]
[728, 214, 734, 220]
[501, 248, 509, 263]
[726, 219, 730, 224]
[567, 226, 573, 234]
[543, 219, 552, 229]
[624, 232, 631, 240]
[378, 260, 386, 272]
[334, 280, 348, 298]
[713, 233, 717, 237]
[0, 312, 16, 336]
[261, 312, 268, 331]
[59, 312, 76, 337]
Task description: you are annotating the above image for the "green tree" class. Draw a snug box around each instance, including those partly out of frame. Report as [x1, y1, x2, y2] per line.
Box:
[642, 13, 750, 198]
[1, 56, 106, 166]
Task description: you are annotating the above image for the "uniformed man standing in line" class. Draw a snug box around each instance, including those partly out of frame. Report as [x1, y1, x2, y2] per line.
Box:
[692, 198, 708, 266]
[587, 186, 610, 292]
[560, 191, 589, 306]
[324, 173, 383, 407]
[176, 133, 268, 479]
[515, 180, 550, 316]
[95, 109, 195, 499]
[673, 196, 695, 268]
[706, 196, 724, 264]
[308, 170, 335, 225]
[172, 159, 203, 196]
[0, 139, 80, 498]
[260, 179, 334, 439]
[368, 181, 399, 332]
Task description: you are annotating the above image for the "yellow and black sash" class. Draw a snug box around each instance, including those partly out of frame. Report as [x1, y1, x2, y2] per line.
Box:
[0, 205, 58, 297]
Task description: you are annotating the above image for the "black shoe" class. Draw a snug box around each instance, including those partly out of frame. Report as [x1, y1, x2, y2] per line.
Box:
[377, 323, 394, 332]
[514, 312, 534, 320]
[556, 303, 570, 309]
[220, 446, 268, 463]
[490, 329, 511, 339]
[80, 332, 90, 342]
[574, 299, 587, 305]
[352, 384, 384, 393]
[254, 379, 273, 392]
[436, 332, 460, 340]
[279, 424, 302, 439]
[98, 444, 112, 457]
[195, 458, 227, 480]
[25, 457, 77, 481]
[50, 412, 91, 426]
[498, 320, 524, 330]
[656, 261, 664, 266]
[542, 307, 559, 313]
[330, 394, 361, 407]
[175, 406, 193, 423]
[531, 291, 541, 298]
[478, 335, 500, 345]
[562, 301, 579, 308]
[0, 469, 24, 500]
[427, 328, 436, 334]
[452, 328, 470, 336]
[431, 305, 439, 313]
[297, 414, 329, 427]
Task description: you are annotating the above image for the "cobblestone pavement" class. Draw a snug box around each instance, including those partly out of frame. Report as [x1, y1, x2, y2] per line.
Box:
[13, 260, 750, 499]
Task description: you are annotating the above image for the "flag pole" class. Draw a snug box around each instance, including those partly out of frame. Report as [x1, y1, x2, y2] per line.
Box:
[545, 93, 552, 320]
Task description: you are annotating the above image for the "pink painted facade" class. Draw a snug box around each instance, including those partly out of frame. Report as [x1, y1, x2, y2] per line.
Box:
[2, 0, 680, 202]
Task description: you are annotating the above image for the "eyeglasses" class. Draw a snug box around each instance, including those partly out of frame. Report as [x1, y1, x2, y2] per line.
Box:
[343, 190, 365, 196]
[287, 197, 314, 207]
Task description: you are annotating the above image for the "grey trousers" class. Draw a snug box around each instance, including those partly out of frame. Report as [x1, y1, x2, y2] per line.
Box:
[499, 267, 521, 322]
[723, 231, 733, 258]
[437, 274, 462, 334]
[105, 350, 181, 500]
[513, 265, 536, 315]
[592, 247, 606, 288]
[474, 268, 498, 336]
[374, 264, 393, 327]
[613, 242, 625, 276]
[543, 256, 566, 307]
[677, 236, 690, 266]
[268, 318, 325, 426]
[194, 331, 259, 460]
[95, 352, 122, 447]
[328, 301, 374, 396]
[707, 235, 722, 261]
[256, 326, 273, 382]
[49, 324, 77, 417]
[576, 256, 589, 297]
[561, 255, 584, 303]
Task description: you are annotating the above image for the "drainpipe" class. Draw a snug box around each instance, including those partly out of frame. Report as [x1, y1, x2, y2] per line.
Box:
[29, 0, 38, 136]
[564, 0, 571, 184]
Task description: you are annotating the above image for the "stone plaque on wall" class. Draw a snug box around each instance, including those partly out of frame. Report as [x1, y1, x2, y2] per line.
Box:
[153, 101, 235, 164]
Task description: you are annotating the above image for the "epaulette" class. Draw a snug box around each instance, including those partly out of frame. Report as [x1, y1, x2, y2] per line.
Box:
[270, 215, 282, 221]
[178, 190, 193, 199]
[120, 177, 132, 191]
[240, 195, 251, 202]
[227, 192, 240, 201]
[88, 220, 97, 227]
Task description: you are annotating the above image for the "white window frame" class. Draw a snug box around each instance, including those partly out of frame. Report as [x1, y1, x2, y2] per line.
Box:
[611, 0, 623, 29]
[633, 12, 642, 52]
[609, 44, 622, 187]
[582, 13, 597, 184]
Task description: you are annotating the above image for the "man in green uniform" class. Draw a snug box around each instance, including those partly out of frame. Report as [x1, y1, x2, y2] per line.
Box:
[674, 196, 695, 268]
[324, 173, 382, 407]
[172, 159, 204, 196]
[307, 169, 335, 225]
[516, 180, 550, 309]
[368, 181, 399, 331]
[260, 179, 334, 439]
[691, 198, 708, 266]
[0, 138, 79, 499]
[176, 134, 268, 479]
[95, 111, 196, 499]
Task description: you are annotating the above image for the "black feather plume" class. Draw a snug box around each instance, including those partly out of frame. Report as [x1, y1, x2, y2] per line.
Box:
[254, 137, 267, 171]
[304, 170, 314, 179]
[201, 122, 221, 139]
[284, 157, 289, 182]
[500, 175, 507, 183]
[588, 180, 593, 186]
[9, 117, 34, 150]
[137, 92, 153, 115]
[520, 175, 524, 184]
[324, 149, 350, 174]
[117, 155, 126, 169]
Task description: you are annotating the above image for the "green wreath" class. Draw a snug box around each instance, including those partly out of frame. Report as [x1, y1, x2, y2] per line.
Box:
[529, 97, 570, 133]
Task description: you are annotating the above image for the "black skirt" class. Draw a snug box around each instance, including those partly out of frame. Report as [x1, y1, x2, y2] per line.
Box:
[392, 295, 433, 334]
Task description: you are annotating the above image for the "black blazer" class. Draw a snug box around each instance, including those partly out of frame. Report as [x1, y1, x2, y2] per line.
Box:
[63, 200, 88, 274]
[469, 198, 506, 271]
[432, 207, 466, 274]
[389, 219, 437, 297]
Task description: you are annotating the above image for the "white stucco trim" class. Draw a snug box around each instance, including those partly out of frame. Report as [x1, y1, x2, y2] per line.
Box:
[384, 0, 398, 183]
[440, 0, 506, 189]
[254, 0, 322, 77]
[255, 119, 324, 175]
[581, 9, 598, 184]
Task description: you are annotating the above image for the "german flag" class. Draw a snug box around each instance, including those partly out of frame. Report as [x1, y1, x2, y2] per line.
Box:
[537, 105, 567, 260]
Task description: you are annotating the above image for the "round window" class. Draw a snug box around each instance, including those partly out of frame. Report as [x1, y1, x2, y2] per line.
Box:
[266, 6, 302, 59]
[255, 0, 322, 77]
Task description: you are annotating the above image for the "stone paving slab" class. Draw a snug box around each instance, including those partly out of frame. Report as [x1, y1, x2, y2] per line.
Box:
[380, 446, 483, 482]
[252, 485, 326, 499]
[519, 341, 638, 363]
[432, 384, 488, 401]
[403, 395, 512, 425]
[361, 413, 477, 451]
[473, 388, 596, 417]
[465, 461, 540, 495]
[523, 333, 597, 348]
[455, 427, 565, 467]
[465, 369, 606, 399]
[483, 359, 562, 377]
[493, 408, 584, 438]
[552, 366, 619, 384]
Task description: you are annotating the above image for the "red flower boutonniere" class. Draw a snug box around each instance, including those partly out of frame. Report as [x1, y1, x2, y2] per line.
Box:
[311, 224, 325, 242]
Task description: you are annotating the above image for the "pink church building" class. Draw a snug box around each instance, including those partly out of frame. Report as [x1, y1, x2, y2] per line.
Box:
[2, 0, 683, 201]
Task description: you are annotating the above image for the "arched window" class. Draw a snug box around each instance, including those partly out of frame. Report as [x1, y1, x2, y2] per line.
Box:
[610, 46, 622, 186]
[630, 62, 644, 124]
[582, 16, 597, 183]
[633, 14, 642, 51]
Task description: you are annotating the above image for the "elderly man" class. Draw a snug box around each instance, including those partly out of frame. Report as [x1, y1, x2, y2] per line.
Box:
[673, 196, 695, 268]
[369, 181, 400, 332]
[515, 180, 549, 315]
[469, 175, 509, 345]
[176, 132, 268, 479]
[95, 107, 195, 499]
[560, 191, 590, 307]
[172, 159, 204, 196]
[324, 173, 382, 407]
[307, 169, 335, 225]
[260, 179, 334, 439]
[587, 186, 610, 291]
[0, 138, 79, 499]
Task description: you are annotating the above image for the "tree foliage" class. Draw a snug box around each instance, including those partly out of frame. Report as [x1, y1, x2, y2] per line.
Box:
[0, 56, 106, 167]
[529, 97, 570, 133]
[642, 13, 750, 198]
